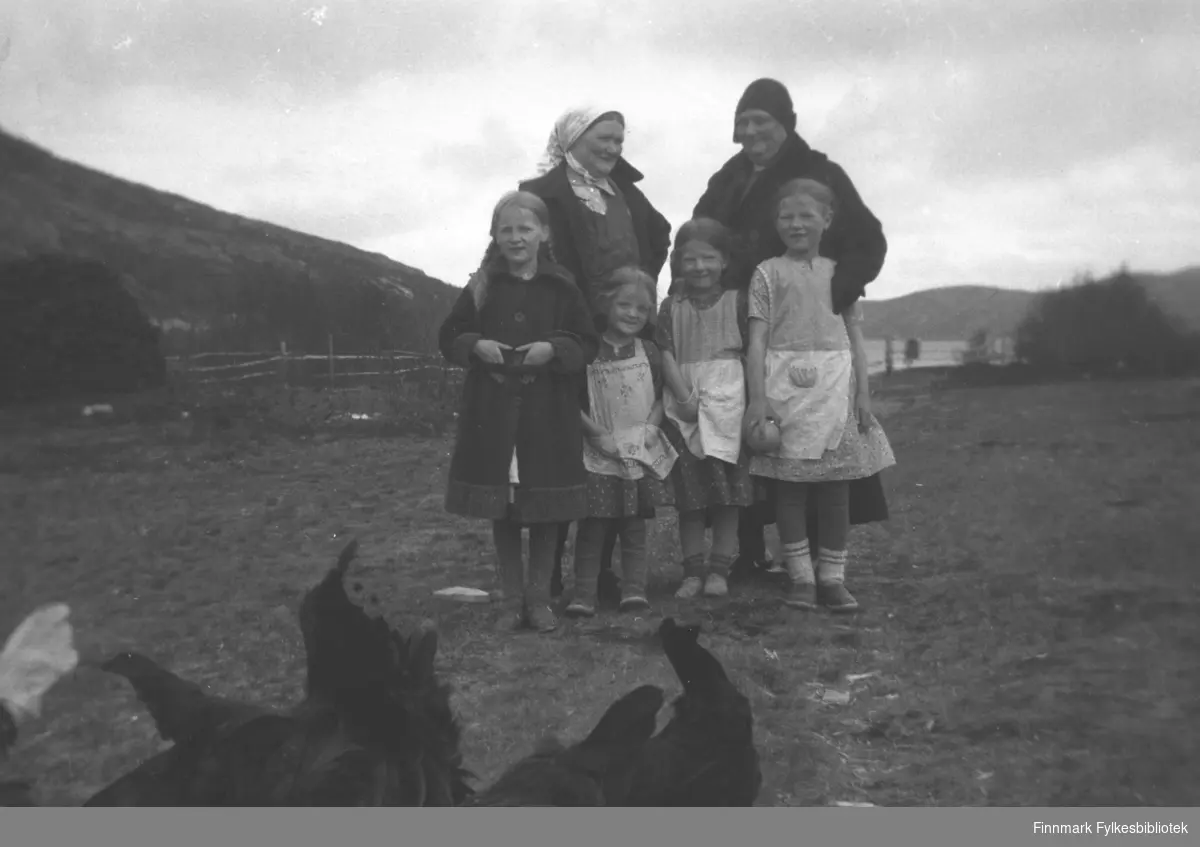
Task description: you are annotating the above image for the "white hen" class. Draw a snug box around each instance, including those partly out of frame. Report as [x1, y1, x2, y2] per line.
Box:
[0, 604, 79, 724]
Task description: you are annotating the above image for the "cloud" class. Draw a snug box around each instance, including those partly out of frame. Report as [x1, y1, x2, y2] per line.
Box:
[2, 0, 500, 97]
[0, 0, 1196, 301]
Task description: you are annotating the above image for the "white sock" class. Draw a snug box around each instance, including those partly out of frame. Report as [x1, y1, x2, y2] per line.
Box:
[818, 548, 848, 585]
[782, 540, 814, 585]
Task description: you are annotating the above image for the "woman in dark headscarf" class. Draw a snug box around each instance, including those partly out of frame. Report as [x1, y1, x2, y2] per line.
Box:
[692, 78, 891, 583]
[520, 107, 672, 604]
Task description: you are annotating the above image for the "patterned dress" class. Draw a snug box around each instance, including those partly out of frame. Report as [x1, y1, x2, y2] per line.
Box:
[747, 256, 896, 483]
[655, 290, 756, 513]
[582, 337, 675, 518]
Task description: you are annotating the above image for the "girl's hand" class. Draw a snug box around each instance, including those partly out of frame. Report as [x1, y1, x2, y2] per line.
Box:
[674, 385, 700, 422]
[473, 339, 512, 365]
[855, 390, 873, 433]
[747, 398, 778, 431]
[589, 431, 621, 459]
[515, 341, 555, 367]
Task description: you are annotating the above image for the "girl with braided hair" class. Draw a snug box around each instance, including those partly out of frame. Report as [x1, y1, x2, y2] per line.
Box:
[439, 190, 599, 634]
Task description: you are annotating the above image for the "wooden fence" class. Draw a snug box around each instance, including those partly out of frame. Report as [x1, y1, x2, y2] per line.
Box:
[167, 336, 462, 397]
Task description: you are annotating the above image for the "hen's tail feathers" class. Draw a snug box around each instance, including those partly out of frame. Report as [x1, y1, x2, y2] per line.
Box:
[658, 618, 731, 700]
[296, 541, 475, 804]
[0, 604, 79, 729]
[578, 684, 664, 751]
[98, 652, 253, 744]
[299, 539, 397, 705]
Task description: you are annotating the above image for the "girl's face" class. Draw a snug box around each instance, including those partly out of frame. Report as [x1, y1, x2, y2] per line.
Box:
[607, 284, 652, 338]
[776, 194, 832, 258]
[494, 206, 549, 270]
[679, 240, 726, 293]
[569, 119, 625, 178]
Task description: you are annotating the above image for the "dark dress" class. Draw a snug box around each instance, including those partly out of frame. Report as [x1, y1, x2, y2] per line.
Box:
[693, 132, 891, 549]
[520, 158, 672, 336]
[439, 261, 599, 524]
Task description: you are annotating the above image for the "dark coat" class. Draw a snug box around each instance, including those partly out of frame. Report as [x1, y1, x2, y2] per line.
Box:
[439, 261, 599, 523]
[693, 133, 887, 315]
[695, 135, 890, 531]
[520, 159, 672, 341]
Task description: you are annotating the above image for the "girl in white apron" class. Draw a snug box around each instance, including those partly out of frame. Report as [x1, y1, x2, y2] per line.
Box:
[657, 218, 757, 601]
[745, 179, 896, 613]
[568, 268, 678, 618]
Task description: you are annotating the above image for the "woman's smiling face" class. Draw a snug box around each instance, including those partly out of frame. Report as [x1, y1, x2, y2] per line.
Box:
[734, 109, 788, 166]
[569, 118, 625, 178]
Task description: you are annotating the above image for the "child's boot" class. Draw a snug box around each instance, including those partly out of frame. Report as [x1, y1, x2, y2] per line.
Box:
[525, 525, 560, 633]
[565, 519, 603, 618]
[616, 521, 651, 613]
[674, 554, 706, 599]
[492, 521, 526, 631]
[781, 539, 817, 610]
[596, 522, 622, 609]
[703, 553, 732, 597]
[816, 548, 858, 613]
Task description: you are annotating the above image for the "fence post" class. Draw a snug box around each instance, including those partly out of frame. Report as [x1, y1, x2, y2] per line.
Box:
[279, 341, 289, 388]
[328, 333, 335, 389]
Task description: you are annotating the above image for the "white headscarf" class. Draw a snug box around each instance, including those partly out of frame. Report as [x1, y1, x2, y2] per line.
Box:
[533, 106, 617, 177]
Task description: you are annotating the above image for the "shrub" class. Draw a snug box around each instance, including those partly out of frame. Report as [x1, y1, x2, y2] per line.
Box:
[0, 253, 167, 403]
[1014, 268, 1199, 378]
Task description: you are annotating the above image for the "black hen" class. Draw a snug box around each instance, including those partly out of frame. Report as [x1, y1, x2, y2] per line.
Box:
[468, 684, 664, 806]
[619, 618, 763, 806]
[86, 540, 473, 806]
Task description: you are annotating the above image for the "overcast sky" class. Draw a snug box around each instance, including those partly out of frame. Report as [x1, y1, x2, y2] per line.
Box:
[1, 0, 1197, 299]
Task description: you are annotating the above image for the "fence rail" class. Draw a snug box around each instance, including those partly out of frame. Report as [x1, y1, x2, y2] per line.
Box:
[168, 337, 462, 393]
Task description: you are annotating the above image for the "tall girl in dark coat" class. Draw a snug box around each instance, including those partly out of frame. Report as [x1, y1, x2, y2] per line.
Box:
[520, 107, 672, 605]
[439, 190, 599, 634]
[692, 78, 891, 577]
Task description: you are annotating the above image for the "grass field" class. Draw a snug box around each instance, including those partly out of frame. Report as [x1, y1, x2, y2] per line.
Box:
[2, 369, 1198, 807]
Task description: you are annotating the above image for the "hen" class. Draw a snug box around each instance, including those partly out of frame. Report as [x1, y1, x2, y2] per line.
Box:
[467, 684, 664, 806]
[85, 540, 473, 806]
[618, 617, 763, 806]
[0, 603, 80, 807]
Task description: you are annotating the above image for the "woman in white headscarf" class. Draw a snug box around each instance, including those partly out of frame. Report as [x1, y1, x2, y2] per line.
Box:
[519, 106, 672, 605]
[520, 107, 671, 335]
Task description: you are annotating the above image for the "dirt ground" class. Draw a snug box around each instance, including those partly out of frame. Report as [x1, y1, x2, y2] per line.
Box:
[2, 369, 1198, 806]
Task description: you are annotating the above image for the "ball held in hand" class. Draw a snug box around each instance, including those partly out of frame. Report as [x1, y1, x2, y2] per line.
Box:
[743, 416, 782, 454]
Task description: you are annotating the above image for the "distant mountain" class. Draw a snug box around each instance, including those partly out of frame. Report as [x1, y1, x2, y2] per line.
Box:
[0, 125, 460, 354]
[861, 269, 1200, 341]
[5, 123, 1197, 353]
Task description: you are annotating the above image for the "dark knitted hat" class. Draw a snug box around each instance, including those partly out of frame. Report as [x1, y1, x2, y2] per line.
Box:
[733, 78, 797, 142]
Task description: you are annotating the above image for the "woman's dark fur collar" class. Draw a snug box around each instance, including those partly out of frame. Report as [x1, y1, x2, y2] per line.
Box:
[713, 132, 822, 177]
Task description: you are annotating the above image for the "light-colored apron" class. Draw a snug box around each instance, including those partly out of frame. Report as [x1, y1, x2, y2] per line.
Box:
[751, 256, 856, 461]
[763, 348, 853, 460]
[582, 339, 678, 481]
[661, 293, 745, 465]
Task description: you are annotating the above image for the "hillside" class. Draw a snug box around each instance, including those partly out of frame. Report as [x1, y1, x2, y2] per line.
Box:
[861, 270, 1200, 341]
[0, 126, 460, 355]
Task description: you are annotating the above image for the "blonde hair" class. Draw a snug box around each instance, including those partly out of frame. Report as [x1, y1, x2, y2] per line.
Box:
[594, 265, 657, 319]
[466, 191, 557, 310]
[774, 178, 838, 217]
